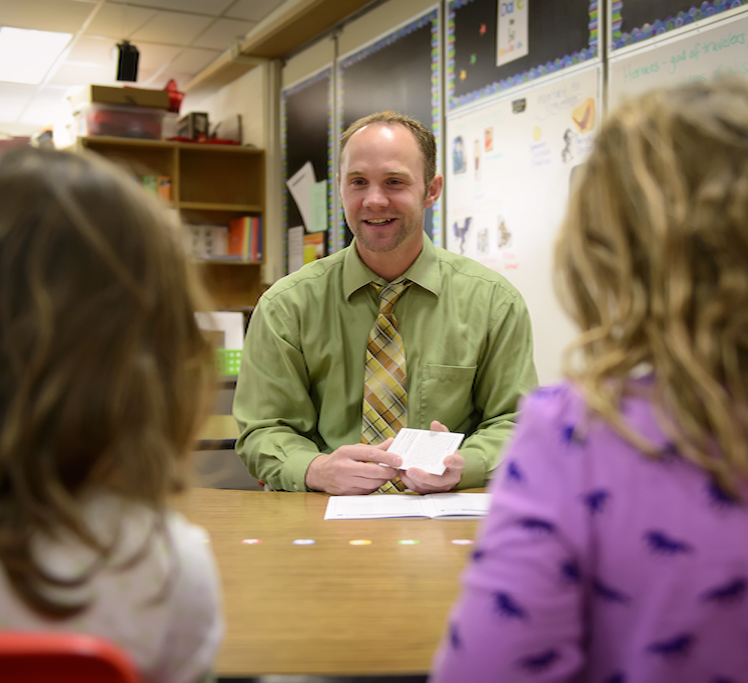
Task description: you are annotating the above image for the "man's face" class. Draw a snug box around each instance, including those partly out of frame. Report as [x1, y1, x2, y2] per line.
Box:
[339, 123, 441, 258]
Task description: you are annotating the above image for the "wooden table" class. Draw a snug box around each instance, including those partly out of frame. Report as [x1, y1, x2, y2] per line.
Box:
[172, 487, 483, 677]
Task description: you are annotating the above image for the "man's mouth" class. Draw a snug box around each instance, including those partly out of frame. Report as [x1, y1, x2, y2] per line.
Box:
[364, 218, 395, 226]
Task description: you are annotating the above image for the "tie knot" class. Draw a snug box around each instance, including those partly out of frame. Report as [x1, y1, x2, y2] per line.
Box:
[374, 279, 411, 314]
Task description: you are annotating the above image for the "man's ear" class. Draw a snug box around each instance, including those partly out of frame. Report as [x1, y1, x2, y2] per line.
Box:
[424, 174, 444, 208]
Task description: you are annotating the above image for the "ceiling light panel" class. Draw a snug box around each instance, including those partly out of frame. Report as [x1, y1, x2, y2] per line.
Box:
[0, 27, 73, 84]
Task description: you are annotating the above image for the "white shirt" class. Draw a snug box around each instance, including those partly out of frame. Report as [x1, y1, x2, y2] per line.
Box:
[0, 494, 223, 683]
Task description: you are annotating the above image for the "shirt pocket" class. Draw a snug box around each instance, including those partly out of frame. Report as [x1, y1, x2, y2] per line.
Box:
[420, 364, 478, 427]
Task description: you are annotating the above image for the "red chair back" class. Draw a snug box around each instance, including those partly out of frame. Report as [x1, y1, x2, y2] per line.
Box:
[0, 631, 141, 683]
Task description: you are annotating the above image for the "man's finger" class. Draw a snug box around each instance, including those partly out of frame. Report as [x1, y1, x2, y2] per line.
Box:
[357, 462, 399, 480]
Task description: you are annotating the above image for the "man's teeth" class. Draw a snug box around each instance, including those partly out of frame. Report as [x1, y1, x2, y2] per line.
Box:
[367, 219, 392, 224]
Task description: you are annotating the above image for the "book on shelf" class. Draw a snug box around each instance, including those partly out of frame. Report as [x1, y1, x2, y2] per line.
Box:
[141, 175, 171, 201]
[228, 216, 263, 262]
[187, 224, 228, 259]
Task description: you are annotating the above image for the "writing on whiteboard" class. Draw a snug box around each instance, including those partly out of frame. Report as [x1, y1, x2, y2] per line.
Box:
[623, 32, 747, 84]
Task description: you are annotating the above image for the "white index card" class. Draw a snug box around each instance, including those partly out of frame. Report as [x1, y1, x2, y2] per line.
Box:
[387, 428, 465, 476]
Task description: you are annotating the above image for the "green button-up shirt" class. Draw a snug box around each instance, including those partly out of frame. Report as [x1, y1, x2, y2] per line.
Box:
[233, 233, 538, 492]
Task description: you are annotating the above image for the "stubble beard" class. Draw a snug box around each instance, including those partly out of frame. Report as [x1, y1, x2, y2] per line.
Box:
[351, 212, 423, 253]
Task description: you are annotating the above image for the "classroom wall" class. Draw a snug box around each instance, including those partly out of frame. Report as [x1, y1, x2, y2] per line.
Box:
[203, 0, 748, 383]
[337, 0, 437, 57]
[283, 36, 335, 89]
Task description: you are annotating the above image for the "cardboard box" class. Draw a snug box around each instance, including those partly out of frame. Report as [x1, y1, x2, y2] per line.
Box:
[69, 85, 170, 111]
[177, 112, 209, 139]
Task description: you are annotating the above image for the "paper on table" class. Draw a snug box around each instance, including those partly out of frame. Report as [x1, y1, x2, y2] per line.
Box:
[387, 428, 465, 476]
[324, 492, 490, 520]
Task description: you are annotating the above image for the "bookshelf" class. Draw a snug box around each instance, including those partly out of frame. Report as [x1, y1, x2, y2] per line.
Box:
[75, 136, 266, 313]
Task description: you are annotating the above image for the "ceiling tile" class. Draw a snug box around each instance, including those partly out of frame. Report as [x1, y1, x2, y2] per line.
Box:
[130, 11, 212, 46]
[168, 48, 221, 74]
[48, 62, 117, 88]
[224, 0, 284, 23]
[0, 0, 93, 33]
[135, 42, 181, 70]
[83, 4, 158, 40]
[192, 18, 254, 51]
[116, 0, 234, 15]
[66, 35, 118, 66]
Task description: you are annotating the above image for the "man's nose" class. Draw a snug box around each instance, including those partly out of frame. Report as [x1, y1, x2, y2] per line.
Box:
[362, 185, 388, 207]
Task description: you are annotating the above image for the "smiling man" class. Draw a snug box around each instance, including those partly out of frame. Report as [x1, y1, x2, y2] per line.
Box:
[234, 111, 537, 495]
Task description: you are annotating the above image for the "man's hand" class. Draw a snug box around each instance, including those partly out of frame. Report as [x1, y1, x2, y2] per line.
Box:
[305, 440, 401, 495]
[399, 421, 465, 494]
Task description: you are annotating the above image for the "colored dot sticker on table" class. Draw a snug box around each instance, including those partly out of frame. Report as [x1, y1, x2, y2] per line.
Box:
[451, 539, 474, 546]
[398, 539, 420, 545]
[349, 539, 372, 546]
[241, 539, 262, 545]
[293, 539, 316, 545]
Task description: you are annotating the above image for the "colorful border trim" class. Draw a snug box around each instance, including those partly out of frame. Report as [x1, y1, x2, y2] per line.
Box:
[612, 1, 748, 50]
[447, 0, 599, 110]
[337, 9, 442, 248]
[281, 66, 334, 273]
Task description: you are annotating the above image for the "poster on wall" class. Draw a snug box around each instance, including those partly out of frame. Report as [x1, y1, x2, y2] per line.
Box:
[337, 7, 441, 247]
[281, 65, 334, 272]
[497, 0, 530, 66]
[448, 0, 598, 110]
[446, 65, 601, 383]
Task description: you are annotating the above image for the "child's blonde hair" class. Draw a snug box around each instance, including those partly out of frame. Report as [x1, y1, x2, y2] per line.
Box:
[556, 76, 748, 496]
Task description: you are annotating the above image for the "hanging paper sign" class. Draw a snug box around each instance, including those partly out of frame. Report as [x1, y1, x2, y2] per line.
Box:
[497, 0, 529, 67]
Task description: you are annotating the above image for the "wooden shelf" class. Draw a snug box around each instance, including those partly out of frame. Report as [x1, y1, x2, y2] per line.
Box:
[180, 201, 262, 212]
[195, 257, 262, 266]
[77, 136, 266, 311]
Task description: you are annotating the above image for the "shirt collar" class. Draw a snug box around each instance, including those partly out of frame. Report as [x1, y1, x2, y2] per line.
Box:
[343, 232, 442, 301]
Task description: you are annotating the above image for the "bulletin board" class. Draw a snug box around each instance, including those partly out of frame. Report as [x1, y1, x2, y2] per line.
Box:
[447, 0, 599, 110]
[281, 65, 334, 269]
[611, 0, 748, 50]
[608, 7, 748, 107]
[337, 7, 441, 247]
[446, 65, 602, 383]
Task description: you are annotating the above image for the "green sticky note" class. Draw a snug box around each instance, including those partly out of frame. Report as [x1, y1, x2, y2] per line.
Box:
[308, 180, 328, 233]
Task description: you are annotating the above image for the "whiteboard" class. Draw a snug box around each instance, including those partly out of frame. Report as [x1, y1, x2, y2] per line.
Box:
[445, 66, 602, 384]
[609, 8, 748, 106]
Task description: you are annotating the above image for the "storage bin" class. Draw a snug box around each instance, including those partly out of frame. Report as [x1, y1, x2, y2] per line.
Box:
[74, 102, 165, 139]
[216, 349, 242, 376]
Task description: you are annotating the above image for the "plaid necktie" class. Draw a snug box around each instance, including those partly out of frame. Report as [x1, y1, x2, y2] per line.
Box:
[361, 279, 411, 493]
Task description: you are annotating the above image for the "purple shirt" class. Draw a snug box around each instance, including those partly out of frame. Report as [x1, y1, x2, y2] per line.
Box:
[431, 381, 748, 683]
